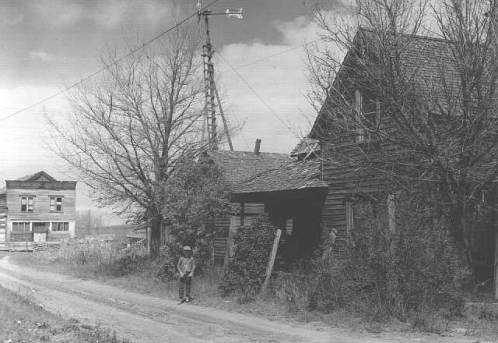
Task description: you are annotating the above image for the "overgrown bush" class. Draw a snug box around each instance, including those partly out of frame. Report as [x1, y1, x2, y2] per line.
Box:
[155, 242, 183, 281]
[162, 158, 231, 265]
[309, 192, 469, 322]
[220, 216, 277, 303]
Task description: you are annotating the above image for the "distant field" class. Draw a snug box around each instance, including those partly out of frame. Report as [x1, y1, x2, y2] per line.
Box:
[0, 284, 129, 342]
[77, 224, 137, 241]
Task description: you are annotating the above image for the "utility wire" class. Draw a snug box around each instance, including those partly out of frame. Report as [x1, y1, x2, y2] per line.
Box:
[0, 0, 222, 122]
[236, 38, 322, 69]
[216, 53, 296, 134]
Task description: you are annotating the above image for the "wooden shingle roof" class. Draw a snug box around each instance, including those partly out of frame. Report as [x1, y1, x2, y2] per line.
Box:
[206, 150, 291, 187]
[233, 160, 328, 195]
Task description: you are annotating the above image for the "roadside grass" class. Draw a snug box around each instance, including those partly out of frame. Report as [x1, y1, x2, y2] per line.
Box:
[9, 243, 498, 342]
[0, 284, 129, 343]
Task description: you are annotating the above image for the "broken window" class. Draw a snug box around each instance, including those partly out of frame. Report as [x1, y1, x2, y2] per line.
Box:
[50, 196, 63, 212]
[21, 196, 34, 212]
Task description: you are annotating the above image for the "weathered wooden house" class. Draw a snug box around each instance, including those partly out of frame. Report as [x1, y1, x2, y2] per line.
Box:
[205, 147, 291, 263]
[205, 140, 328, 267]
[306, 29, 498, 297]
[0, 171, 77, 247]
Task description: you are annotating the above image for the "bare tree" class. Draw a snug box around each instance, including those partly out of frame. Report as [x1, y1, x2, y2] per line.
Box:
[48, 25, 204, 258]
[308, 0, 498, 275]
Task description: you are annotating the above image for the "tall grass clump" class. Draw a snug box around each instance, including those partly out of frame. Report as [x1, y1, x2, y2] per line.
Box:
[35, 237, 148, 276]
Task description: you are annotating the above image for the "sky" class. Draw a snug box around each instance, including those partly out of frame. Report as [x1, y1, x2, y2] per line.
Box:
[0, 0, 354, 222]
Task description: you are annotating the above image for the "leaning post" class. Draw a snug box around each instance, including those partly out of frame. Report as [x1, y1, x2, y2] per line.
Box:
[260, 228, 282, 294]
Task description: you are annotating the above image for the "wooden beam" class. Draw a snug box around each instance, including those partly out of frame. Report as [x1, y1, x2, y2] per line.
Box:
[495, 228, 498, 300]
[260, 228, 282, 294]
[223, 215, 239, 270]
[387, 193, 396, 234]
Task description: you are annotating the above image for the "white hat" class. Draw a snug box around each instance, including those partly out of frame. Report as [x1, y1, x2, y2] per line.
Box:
[183, 245, 192, 251]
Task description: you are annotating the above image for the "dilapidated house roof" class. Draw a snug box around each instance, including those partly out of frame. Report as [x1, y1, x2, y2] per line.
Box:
[233, 160, 328, 195]
[205, 150, 291, 186]
[290, 138, 320, 159]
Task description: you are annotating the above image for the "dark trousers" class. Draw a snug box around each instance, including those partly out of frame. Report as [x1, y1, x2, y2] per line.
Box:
[179, 276, 192, 299]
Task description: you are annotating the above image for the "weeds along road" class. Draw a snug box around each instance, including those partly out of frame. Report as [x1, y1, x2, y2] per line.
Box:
[0, 256, 481, 343]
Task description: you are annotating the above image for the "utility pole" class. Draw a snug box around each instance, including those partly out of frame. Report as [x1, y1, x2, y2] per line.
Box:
[197, 1, 241, 151]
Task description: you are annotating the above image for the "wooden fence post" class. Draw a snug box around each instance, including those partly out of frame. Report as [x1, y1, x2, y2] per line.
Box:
[260, 228, 282, 294]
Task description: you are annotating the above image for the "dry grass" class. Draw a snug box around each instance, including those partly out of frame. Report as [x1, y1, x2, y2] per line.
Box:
[0, 284, 129, 343]
[9, 244, 498, 342]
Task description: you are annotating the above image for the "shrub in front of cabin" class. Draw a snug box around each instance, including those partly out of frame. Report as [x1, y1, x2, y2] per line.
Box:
[308, 192, 468, 322]
[219, 215, 277, 303]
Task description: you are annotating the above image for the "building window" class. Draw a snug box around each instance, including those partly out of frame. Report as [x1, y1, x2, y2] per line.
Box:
[50, 196, 63, 212]
[21, 196, 34, 212]
[285, 218, 294, 236]
[354, 90, 381, 143]
[52, 222, 69, 232]
[12, 222, 30, 232]
[354, 90, 365, 143]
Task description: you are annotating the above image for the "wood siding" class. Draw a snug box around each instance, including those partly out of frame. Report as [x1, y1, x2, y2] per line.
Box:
[6, 188, 76, 222]
[0, 195, 6, 242]
[214, 203, 265, 265]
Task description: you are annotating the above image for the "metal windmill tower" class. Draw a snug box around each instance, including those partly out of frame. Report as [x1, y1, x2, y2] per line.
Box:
[197, 1, 242, 151]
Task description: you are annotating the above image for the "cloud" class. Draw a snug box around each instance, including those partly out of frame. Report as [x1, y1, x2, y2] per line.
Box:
[32, 0, 84, 26]
[29, 50, 56, 62]
[0, 4, 24, 25]
[2, 13, 23, 26]
[29, 0, 181, 30]
[94, 0, 128, 29]
[275, 16, 322, 46]
[217, 21, 321, 152]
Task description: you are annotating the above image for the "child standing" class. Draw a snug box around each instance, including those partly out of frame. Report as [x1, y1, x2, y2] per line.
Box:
[177, 245, 196, 302]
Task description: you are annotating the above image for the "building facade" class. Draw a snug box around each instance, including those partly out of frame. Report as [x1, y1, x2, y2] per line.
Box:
[0, 171, 77, 244]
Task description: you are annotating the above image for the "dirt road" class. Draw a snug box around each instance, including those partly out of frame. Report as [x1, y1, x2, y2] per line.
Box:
[0, 256, 483, 343]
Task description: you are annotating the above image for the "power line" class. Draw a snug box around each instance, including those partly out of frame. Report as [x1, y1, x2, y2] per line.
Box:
[216, 53, 296, 134]
[0, 0, 222, 122]
[236, 38, 322, 69]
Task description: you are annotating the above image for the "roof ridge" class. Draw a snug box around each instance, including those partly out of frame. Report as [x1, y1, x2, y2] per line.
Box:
[358, 26, 453, 45]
